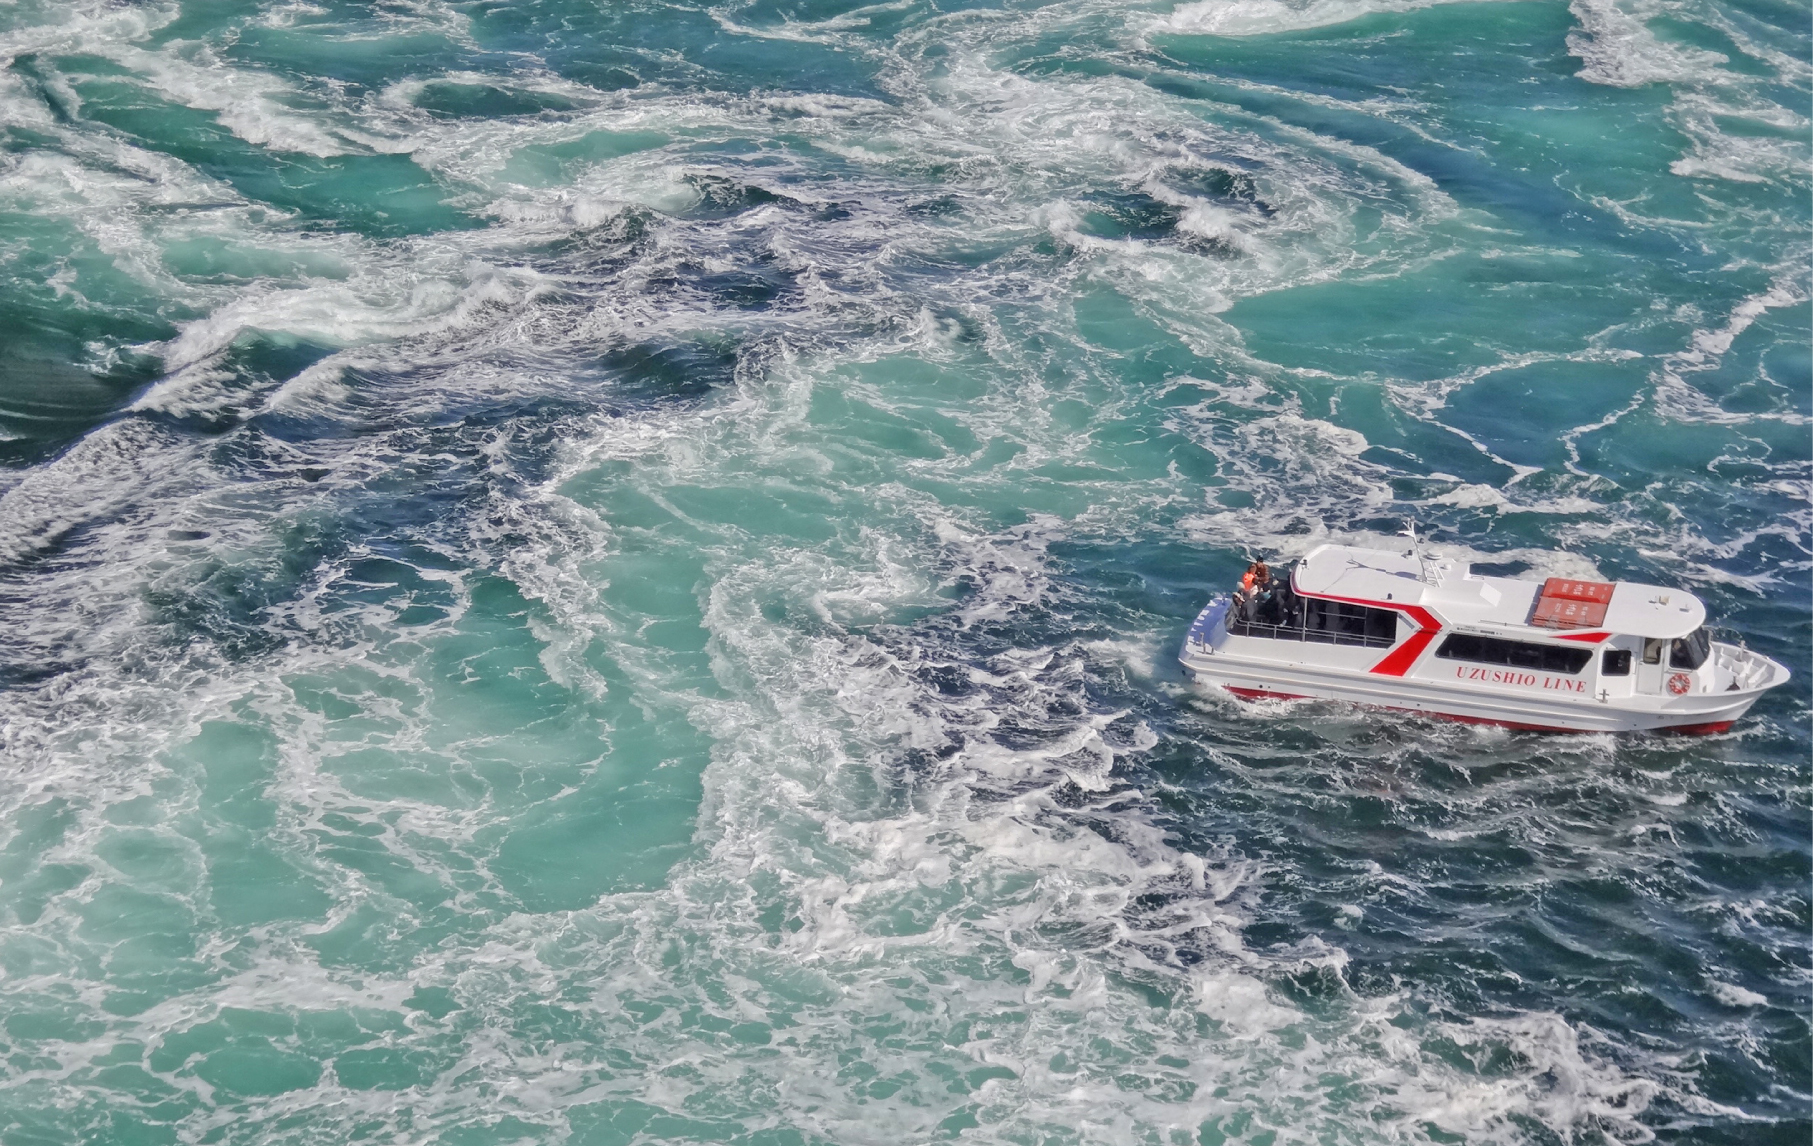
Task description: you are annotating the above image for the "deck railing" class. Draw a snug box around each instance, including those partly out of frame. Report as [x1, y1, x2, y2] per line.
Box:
[1226, 617, 1396, 650]
[1715, 643, 1773, 691]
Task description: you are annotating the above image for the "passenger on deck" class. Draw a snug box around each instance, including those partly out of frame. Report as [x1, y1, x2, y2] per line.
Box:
[1270, 568, 1298, 627]
[1237, 561, 1272, 623]
[1261, 567, 1294, 625]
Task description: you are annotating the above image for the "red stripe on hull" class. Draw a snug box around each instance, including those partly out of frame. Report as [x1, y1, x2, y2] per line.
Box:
[1405, 709, 1737, 735]
[1218, 686, 1738, 735]
[1367, 626, 1438, 677]
[1388, 707, 1585, 734]
[1224, 686, 1312, 702]
[1661, 720, 1734, 736]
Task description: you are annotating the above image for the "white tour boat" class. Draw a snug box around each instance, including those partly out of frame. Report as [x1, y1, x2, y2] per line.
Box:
[1179, 542, 1790, 734]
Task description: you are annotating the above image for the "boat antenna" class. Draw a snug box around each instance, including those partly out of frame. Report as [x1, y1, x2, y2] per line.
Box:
[1400, 522, 1430, 583]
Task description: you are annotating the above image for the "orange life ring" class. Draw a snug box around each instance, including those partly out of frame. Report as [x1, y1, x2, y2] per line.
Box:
[1667, 672, 1693, 696]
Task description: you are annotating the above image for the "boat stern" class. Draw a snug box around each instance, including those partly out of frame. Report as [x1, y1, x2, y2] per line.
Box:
[1179, 596, 1229, 668]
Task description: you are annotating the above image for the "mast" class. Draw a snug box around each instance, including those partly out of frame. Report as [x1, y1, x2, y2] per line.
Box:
[1401, 523, 1432, 584]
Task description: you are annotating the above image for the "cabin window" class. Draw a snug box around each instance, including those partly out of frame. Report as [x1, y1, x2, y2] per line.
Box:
[1303, 598, 1398, 644]
[1435, 633, 1593, 675]
[1641, 639, 1665, 665]
[1601, 649, 1632, 677]
[1670, 628, 1711, 670]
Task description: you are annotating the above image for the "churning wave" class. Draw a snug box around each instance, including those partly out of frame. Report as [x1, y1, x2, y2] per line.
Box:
[0, 0, 1805, 1143]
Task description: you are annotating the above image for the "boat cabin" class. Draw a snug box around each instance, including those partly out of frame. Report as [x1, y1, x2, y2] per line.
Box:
[1229, 544, 1715, 699]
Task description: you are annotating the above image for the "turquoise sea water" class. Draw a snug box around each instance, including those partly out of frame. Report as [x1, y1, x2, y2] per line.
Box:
[0, 0, 1807, 1142]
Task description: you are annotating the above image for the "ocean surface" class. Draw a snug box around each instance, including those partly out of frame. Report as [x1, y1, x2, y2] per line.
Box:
[0, 0, 1807, 1142]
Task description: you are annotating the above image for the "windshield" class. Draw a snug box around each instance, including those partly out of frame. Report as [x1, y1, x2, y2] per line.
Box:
[1670, 627, 1711, 670]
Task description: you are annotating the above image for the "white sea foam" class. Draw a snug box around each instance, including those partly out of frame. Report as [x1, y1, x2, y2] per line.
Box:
[0, 0, 1787, 1141]
[1568, 0, 1812, 184]
[0, 325, 1689, 1146]
[4, 283, 1706, 1140]
[1569, 0, 1732, 88]
[1650, 271, 1811, 427]
[1708, 981, 1768, 1008]
[1153, 0, 1472, 37]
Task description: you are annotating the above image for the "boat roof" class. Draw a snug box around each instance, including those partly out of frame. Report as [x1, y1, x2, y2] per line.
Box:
[1290, 544, 1706, 640]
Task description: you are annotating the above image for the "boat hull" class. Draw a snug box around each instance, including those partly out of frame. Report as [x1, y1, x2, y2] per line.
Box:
[1183, 658, 1759, 733]
[1213, 681, 1737, 734]
[1179, 598, 1781, 735]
